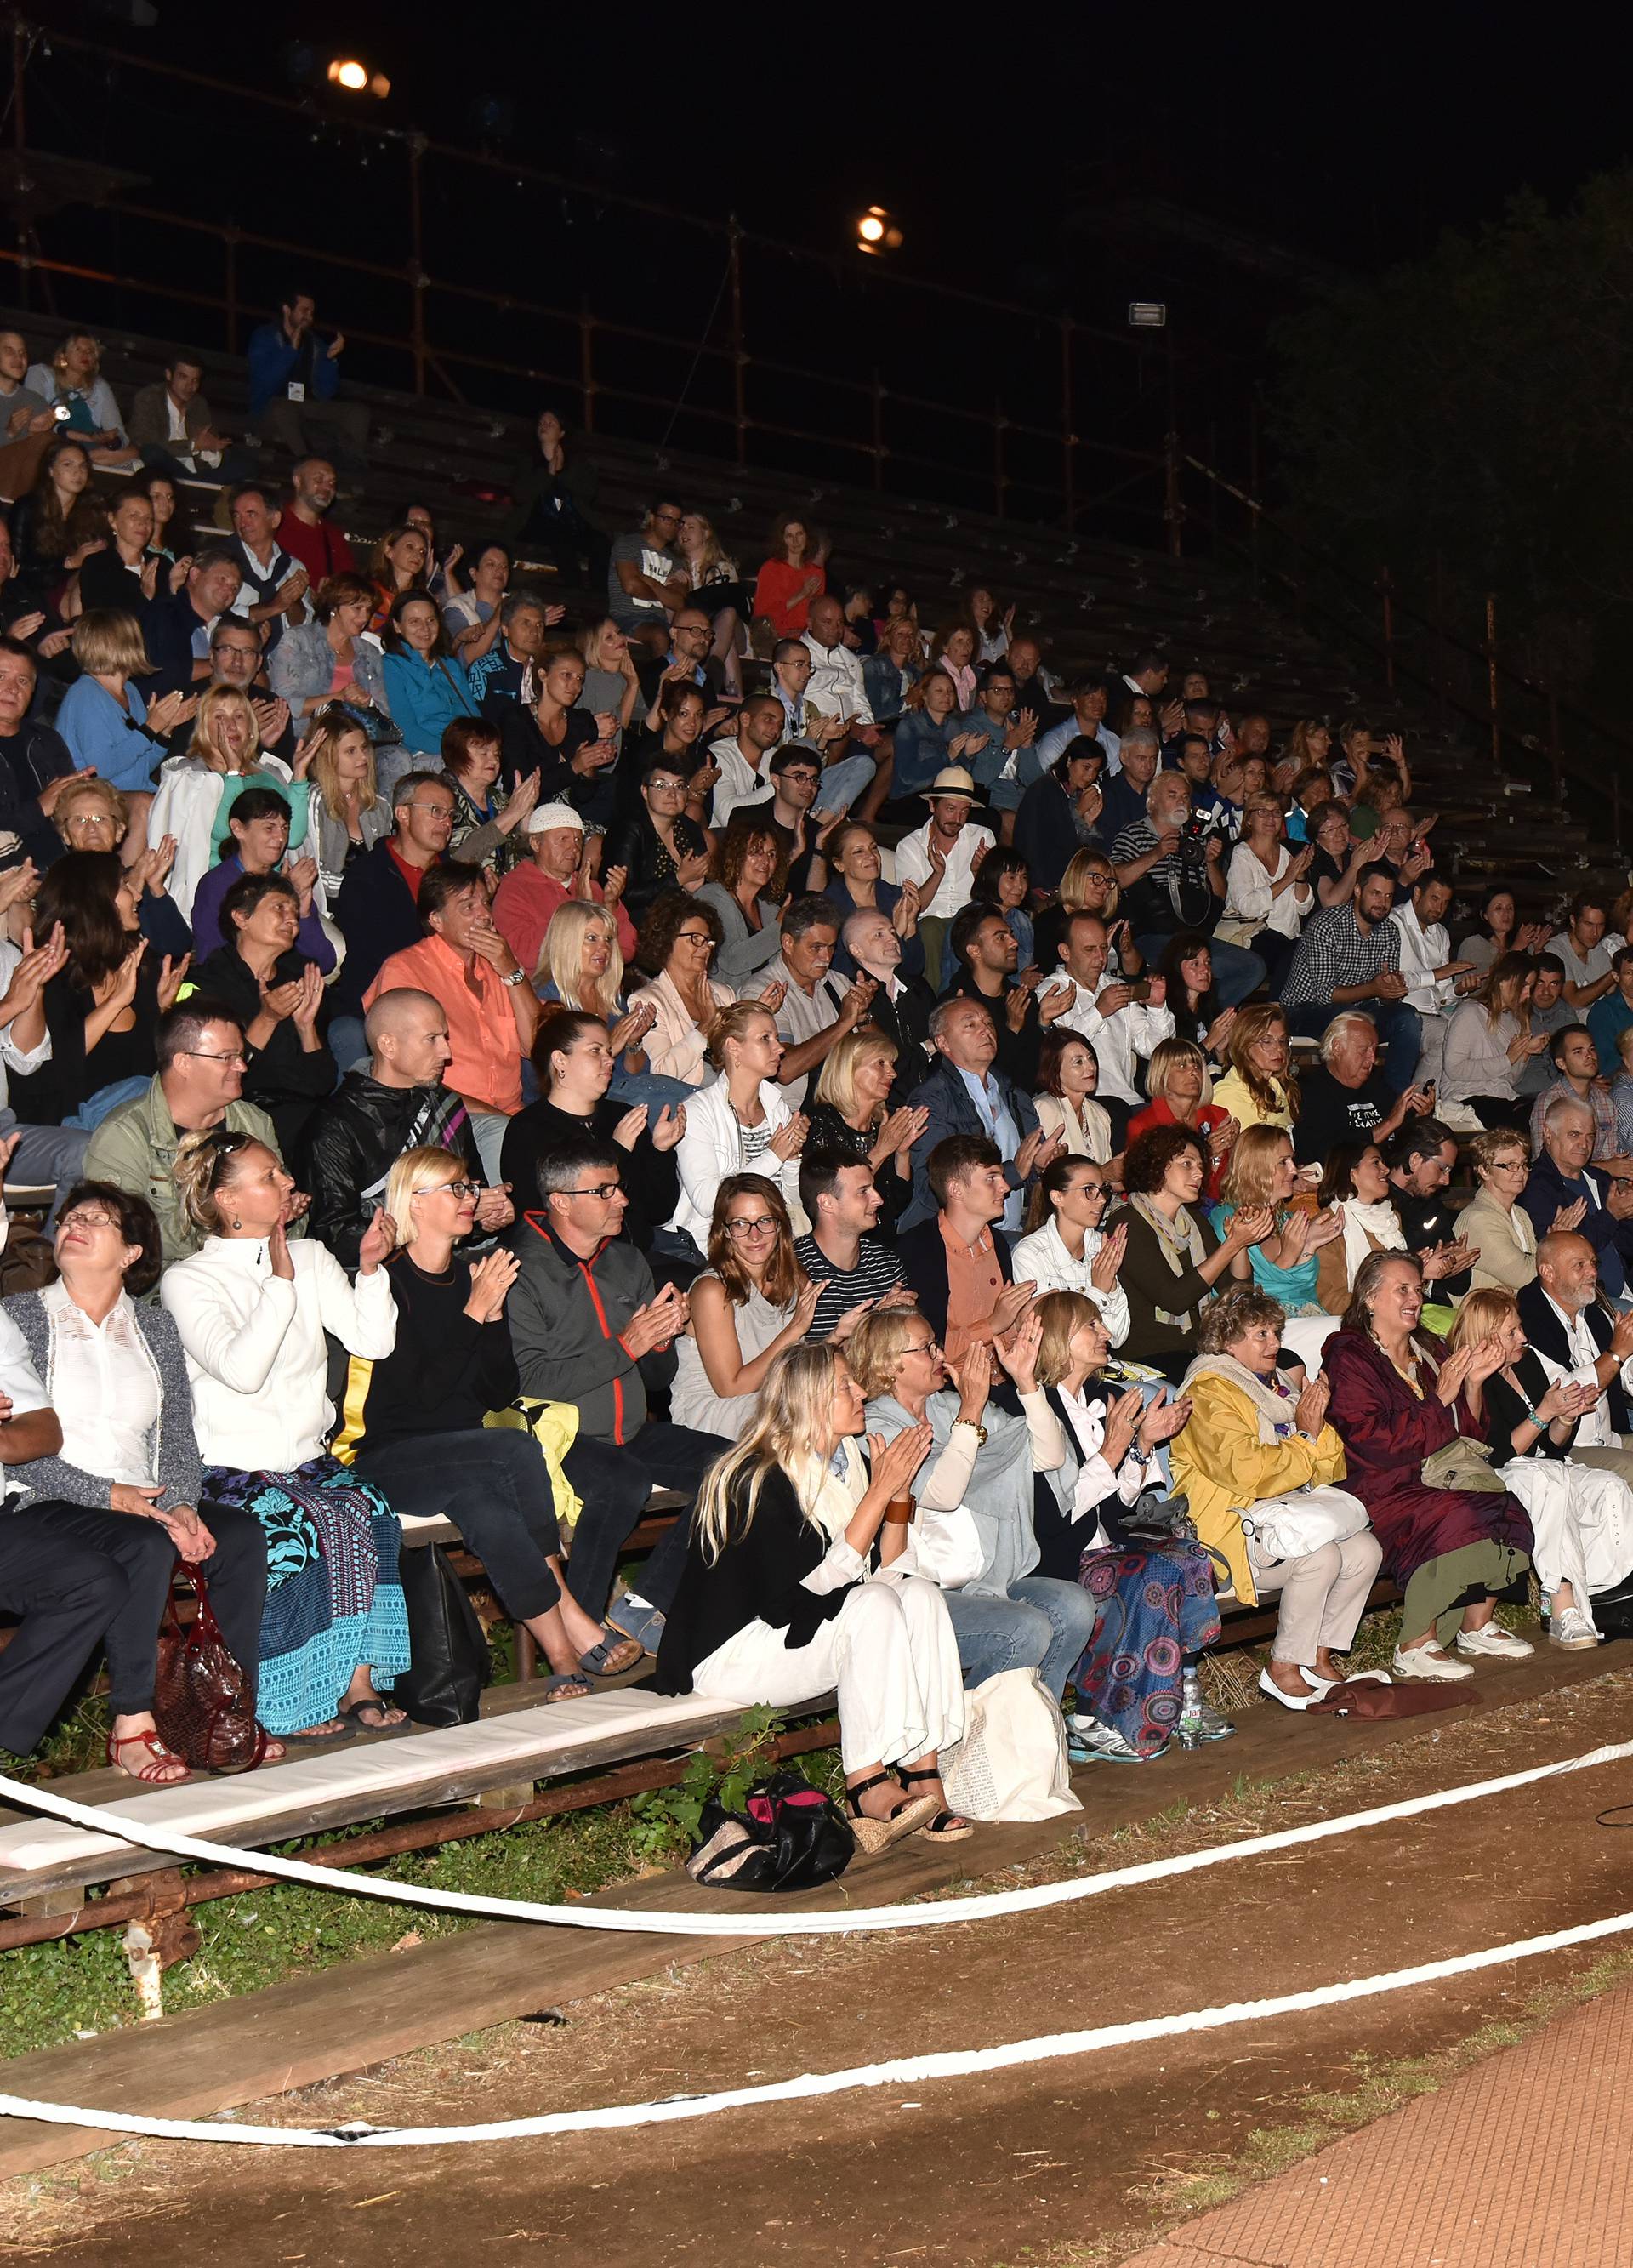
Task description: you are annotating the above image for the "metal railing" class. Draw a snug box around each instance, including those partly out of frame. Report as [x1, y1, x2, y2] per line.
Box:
[0, 15, 1221, 544]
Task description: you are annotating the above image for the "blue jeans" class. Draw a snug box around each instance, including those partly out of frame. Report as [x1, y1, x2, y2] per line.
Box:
[609, 1068, 697, 1111]
[1283, 1000, 1425, 1094]
[815, 749, 876, 818]
[943, 1576, 1099, 1701]
[1135, 934, 1266, 1006]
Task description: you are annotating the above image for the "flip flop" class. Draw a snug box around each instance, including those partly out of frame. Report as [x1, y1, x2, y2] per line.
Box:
[339, 1697, 407, 1732]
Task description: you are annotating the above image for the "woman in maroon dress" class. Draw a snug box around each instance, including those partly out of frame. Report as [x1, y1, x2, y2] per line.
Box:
[1323, 1250, 1533, 1683]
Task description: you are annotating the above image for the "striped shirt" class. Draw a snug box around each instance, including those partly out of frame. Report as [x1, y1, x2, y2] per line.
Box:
[794, 1233, 908, 1341]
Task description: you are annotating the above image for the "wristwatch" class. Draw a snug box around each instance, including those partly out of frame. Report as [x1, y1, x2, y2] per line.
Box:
[950, 1418, 988, 1446]
[499, 966, 527, 989]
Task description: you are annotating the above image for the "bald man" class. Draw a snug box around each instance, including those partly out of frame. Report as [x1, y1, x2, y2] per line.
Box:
[1518, 1231, 1633, 1486]
[299, 987, 513, 1269]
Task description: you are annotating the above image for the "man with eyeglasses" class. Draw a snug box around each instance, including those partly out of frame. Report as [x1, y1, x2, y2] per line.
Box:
[83, 1000, 298, 1267]
[332, 770, 456, 1029]
[301, 986, 509, 1274]
[608, 499, 688, 657]
[509, 1139, 731, 1649]
[192, 618, 295, 766]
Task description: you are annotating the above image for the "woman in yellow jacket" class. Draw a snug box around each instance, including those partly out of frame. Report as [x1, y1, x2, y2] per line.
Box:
[1173, 1284, 1382, 1712]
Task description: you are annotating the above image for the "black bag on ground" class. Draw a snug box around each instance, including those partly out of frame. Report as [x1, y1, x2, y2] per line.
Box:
[686, 1769, 854, 1891]
[393, 1545, 492, 1726]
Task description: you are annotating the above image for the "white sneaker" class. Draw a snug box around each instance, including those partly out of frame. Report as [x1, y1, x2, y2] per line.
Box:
[1454, 1622, 1535, 1660]
[1392, 1643, 1475, 1682]
[1549, 1606, 1602, 1650]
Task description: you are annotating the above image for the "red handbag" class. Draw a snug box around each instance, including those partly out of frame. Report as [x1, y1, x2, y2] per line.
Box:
[153, 1560, 269, 1775]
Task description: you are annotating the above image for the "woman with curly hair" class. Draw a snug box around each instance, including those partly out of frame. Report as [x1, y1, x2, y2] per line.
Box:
[628, 888, 735, 1087]
[696, 812, 786, 987]
[1117, 1122, 1269, 1383]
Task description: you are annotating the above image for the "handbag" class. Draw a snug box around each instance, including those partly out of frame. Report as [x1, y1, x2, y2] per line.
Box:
[1312, 1678, 1471, 1718]
[907, 1501, 986, 1589]
[940, 1668, 1082, 1823]
[393, 1543, 492, 1727]
[1239, 1483, 1370, 1563]
[153, 1560, 268, 1775]
[1420, 1437, 1506, 1494]
[686, 1768, 854, 1891]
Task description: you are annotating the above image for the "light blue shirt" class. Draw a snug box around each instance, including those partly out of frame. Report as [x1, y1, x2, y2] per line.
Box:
[1022, 716, 1121, 791]
[957, 1065, 1024, 1231]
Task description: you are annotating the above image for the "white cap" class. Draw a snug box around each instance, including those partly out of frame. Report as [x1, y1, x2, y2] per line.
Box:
[526, 802, 586, 835]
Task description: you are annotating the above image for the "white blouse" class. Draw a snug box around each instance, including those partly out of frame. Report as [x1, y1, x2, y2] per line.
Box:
[42, 1283, 160, 1486]
[1010, 1217, 1130, 1345]
[1057, 1382, 1160, 1546]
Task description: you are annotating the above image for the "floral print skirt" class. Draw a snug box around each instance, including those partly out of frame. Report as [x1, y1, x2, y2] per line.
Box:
[1071, 1540, 1221, 1755]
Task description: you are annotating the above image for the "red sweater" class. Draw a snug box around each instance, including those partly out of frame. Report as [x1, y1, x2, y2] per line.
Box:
[753, 557, 825, 639]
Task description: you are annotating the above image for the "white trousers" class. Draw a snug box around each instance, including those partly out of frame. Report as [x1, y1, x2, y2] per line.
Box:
[1246, 1524, 1384, 1662]
[691, 1573, 967, 1773]
[1500, 1456, 1633, 1632]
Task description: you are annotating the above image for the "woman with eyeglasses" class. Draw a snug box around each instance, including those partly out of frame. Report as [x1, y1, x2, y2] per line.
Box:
[500, 1008, 682, 1257]
[609, 715, 714, 917]
[628, 889, 736, 1088]
[3, 1181, 279, 1783]
[162, 1130, 409, 1738]
[668, 1001, 805, 1251]
[1459, 1129, 1543, 1293]
[1011, 1154, 1129, 1342]
[671, 1175, 819, 1435]
[339, 1144, 643, 1695]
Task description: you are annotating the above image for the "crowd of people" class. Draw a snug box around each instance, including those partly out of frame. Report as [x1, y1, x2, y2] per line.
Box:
[1, 316, 1631, 1850]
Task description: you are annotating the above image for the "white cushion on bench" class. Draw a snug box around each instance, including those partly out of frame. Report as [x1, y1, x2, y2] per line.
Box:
[0, 1688, 739, 1878]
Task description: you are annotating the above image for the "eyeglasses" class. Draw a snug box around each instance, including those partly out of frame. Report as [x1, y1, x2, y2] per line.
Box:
[425, 1179, 481, 1201]
[674, 931, 714, 947]
[185, 1051, 248, 1067]
[57, 1208, 118, 1233]
[779, 769, 821, 787]
[566, 1182, 623, 1200]
[408, 801, 455, 821]
[65, 812, 116, 830]
[647, 777, 687, 795]
[725, 1217, 777, 1238]
[903, 1337, 942, 1357]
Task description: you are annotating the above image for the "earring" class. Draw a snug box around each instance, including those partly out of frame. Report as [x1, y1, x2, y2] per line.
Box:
[230, 1217, 242, 1231]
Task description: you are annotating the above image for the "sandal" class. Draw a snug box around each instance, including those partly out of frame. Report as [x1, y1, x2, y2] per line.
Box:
[896, 1765, 975, 1843]
[577, 1631, 643, 1678]
[842, 1769, 938, 1855]
[106, 1728, 190, 1786]
[538, 1672, 595, 1703]
[339, 1695, 407, 1731]
[284, 1718, 356, 1742]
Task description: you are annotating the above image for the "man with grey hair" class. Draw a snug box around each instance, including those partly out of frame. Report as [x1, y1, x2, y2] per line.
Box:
[842, 906, 936, 1094]
[1097, 724, 1161, 841]
[299, 987, 511, 1271]
[469, 588, 552, 721]
[1521, 1094, 1633, 1302]
[900, 995, 1053, 1234]
[1292, 1010, 1435, 1165]
[1109, 766, 1266, 1004]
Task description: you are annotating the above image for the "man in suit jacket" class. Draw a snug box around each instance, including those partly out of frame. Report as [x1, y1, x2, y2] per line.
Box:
[1519, 1232, 1633, 1488]
[128, 351, 254, 486]
[840, 905, 935, 1099]
[900, 996, 1050, 1234]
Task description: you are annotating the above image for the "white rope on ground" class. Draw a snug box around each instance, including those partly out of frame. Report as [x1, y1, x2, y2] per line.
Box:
[5, 1898, 1633, 2147]
[2, 1734, 1630, 1940]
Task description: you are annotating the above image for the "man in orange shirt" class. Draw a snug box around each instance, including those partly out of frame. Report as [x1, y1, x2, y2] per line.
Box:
[491, 801, 636, 978]
[364, 864, 540, 1182]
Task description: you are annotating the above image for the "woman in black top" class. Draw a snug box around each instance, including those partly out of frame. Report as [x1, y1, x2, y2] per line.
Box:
[9, 438, 105, 606]
[77, 489, 184, 624]
[11, 852, 190, 1126]
[653, 1340, 970, 1849]
[805, 1026, 925, 1239]
[500, 1007, 683, 1258]
[346, 1144, 644, 1691]
[498, 648, 614, 827]
[607, 744, 711, 926]
[193, 870, 335, 1154]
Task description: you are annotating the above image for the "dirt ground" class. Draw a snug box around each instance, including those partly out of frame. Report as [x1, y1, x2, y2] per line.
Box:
[12, 1665, 1633, 2268]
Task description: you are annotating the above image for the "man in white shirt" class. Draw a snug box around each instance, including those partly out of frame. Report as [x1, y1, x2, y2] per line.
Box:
[1025, 679, 1122, 788]
[751, 897, 874, 1109]
[799, 595, 878, 818]
[707, 692, 782, 826]
[891, 768, 997, 992]
[1389, 873, 1478, 1085]
[1053, 909, 1174, 1138]
[1550, 893, 1617, 1013]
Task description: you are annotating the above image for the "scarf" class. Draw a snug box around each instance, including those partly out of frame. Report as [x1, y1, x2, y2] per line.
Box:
[1180, 1352, 1299, 1445]
[1340, 1195, 1406, 1288]
[1129, 1194, 1206, 1328]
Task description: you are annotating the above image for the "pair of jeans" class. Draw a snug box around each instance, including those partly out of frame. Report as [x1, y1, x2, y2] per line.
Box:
[1283, 999, 1425, 1093]
[0, 1497, 267, 1753]
[560, 1422, 729, 1619]
[356, 1427, 565, 1623]
[1134, 933, 1266, 1006]
[942, 1575, 1099, 1701]
[814, 749, 876, 819]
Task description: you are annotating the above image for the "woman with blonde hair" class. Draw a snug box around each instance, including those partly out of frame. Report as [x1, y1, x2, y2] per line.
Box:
[1212, 1125, 1344, 1358]
[1127, 1036, 1238, 1202]
[1448, 1286, 1633, 1650]
[1440, 951, 1547, 1130]
[854, 1304, 1091, 1710]
[296, 704, 390, 897]
[672, 1175, 817, 1437]
[1030, 1289, 1216, 1759]
[1211, 1004, 1300, 1132]
[339, 1143, 641, 1695]
[575, 616, 642, 740]
[148, 681, 300, 920]
[805, 1025, 925, 1237]
[538, 899, 674, 1103]
[654, 1342, 967, 1850]
[1459, 1128, 1541, 1293]
[1223, 794, 1313, 994]
[677, 509, 748, 696]
[1175, 1283, 1380, 1708]
[667, 1000, 804, 1250]
[50, 773, 130, 858]
[55, 608, 195, 795]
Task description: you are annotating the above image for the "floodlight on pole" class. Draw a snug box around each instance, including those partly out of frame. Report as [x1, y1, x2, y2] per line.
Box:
[856, 206, 903, 256]
[327, 58, 392, 97]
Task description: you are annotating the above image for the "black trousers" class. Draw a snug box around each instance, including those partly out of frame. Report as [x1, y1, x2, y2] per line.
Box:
[357, 1427, 564, 1624]
[0, 1498, 267, 1758]
[560, 1423, 728, 1619]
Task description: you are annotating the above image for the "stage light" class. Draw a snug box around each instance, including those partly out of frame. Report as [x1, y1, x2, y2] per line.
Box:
[327, 58, 390, 96]
[856, 206, 902, 257]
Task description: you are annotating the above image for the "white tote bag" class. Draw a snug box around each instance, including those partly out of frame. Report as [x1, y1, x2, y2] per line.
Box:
[940, 1668, 1082, 1822]
[908, 1502, 987, 1590]
[1238, 1483, 1369, 1564]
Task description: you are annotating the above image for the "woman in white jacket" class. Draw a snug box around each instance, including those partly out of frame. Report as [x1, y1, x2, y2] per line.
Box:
[1010, 1153, 1129, 1346]
[667, 1002, 806, 1250]
[160, 1128, 408, 1740]
[1223, 795, 1314, 996]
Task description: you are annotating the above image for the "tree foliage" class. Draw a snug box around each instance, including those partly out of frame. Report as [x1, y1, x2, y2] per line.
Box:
[1269, 170, 1633, 684]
